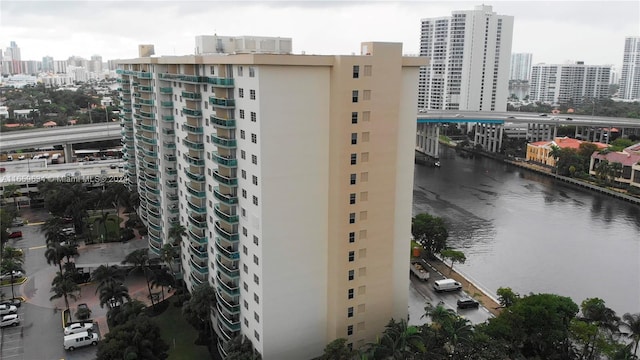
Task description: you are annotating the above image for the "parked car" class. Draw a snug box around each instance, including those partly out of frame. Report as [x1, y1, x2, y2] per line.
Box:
[0, 167, 5, 173]
[457, 297, 480, 309]
[0, 314, 20, 327]
[0, 299, 22, 308]
[0, 271, 24, 281]
[64, 322, 95, 335]
[8, 230, 22, 238]
[64, 331, 99, 351]
[12, 218, 25, 227]
[17, 155, 25, 160]
[0, 304, 17, 315]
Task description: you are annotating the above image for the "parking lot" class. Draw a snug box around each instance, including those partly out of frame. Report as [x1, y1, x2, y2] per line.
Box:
[1, 306, 25, 360]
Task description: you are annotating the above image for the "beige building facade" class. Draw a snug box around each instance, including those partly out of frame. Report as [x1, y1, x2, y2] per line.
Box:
[117, 40, 425, 359]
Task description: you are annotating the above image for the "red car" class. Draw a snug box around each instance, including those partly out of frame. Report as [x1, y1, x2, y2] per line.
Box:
[8, 231, 22, 239]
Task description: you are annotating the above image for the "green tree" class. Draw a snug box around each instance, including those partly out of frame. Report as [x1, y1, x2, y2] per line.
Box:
[50, 271, 80, 313]
[484, 293, 579, 358]
[412, 213, 449, 257]
[122, 248, 154, 308]
[365, 319, 426, 359]
[496, 287, 519, 308]
[224, 334, 262, 360]
[548, 145, 562, 174]
[619, 313, 640, 357]
[98, 281, 131, 310]
[168, 222, 186, 246]
[97, 313, 169, 360]
[44, 243, 65, 274]
[149, 267, 175, 301]
[107, 299, 146, 328]
[319, 338, 357, 360]
[91, 264, 126, 294]
[579, 298, 621, 360]
[440, 249, 466, 275]
[2, 184, 21, 210]
[159, 243, 178, 275]
[0, 247, 24, 299]
[182, 283, 217, 346]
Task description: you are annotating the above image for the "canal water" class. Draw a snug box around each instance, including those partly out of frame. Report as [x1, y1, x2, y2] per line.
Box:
[412, 146, 640, 316]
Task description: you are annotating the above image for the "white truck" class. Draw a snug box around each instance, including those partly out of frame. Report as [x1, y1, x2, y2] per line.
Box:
[410, 259, 430, 281]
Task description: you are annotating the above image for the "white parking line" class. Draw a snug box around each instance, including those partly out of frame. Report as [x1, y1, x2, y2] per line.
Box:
[0, 352, 24, 358]
[1, 346, 23, 351]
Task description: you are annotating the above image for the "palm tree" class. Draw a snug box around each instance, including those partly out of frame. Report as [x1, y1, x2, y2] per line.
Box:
[620, 313, 640, 356]
[610, 162, 624, 183]
[182, 283, 217, 345]
[580, 298, 621, 360]
[1, 247, 24, 300]
[595, 160, 611, 183]
[548, 145, 561, 174]
[106, 299, 146, 328]
[95, 211, 111, 243]
[2, 184, 21, 210]
[49, 271, 80, 313]
[91, 264, 125, 295]
[44, 243, 65, 273]
[366, 319, 426, 359]
[122, 248, 154, 308]
[168, 223, 186, 247]
[42, 216, 66, 246]
[159, 243, 179, 274]
[150, 267, 175, 301]
[98, 281, 131, 309]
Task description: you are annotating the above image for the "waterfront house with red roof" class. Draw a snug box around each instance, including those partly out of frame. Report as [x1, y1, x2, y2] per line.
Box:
[526, 137, 608, 167]
[590, 143, 640, 187]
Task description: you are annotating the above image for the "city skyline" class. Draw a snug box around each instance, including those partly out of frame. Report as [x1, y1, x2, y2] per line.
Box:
[1, 1, 638, 67]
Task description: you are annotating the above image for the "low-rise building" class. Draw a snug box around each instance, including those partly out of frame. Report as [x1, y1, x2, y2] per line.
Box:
[589, 143, 640, 186]
[526, 137, 607, 167]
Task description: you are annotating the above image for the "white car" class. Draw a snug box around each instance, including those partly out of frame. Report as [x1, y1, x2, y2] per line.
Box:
[0, 271, 24, 281]
[64, 322, 95, 335]
[0, 314, 19, 327]
[0, 304, 17, 315]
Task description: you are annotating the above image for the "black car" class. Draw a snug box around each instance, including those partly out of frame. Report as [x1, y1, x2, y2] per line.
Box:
[457, 298, 480, 309]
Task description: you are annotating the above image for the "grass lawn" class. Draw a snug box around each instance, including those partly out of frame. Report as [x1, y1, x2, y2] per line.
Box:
[155, 299, 211, 360]
[87, 214, 122, 242]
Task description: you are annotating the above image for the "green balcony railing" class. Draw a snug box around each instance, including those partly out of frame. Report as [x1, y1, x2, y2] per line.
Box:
[187, 184, 206, 198]
[208, 77, 235, 88]
[162, 115, 174, 122]
[182, 108, 202, 117]
[210, 135, 237, 148]
[214, 222, 239, 242]
[210, 115, 236, 128]
[214, 205, 239, 224]
[212, 152, 237, 167]
[213, 188, 238, 205]
[182, 124, 204, 134]
[160, 101, 173, 107]
[184, 169, 205, 182]
[159, 87, 173, 94]
[184, 154, 205, 166]
[181, 91, 202, 100]
[212, 171, 237, 186]
[183, 138, 205, 150]
[139, 85, 153, 92]
[209, 97, 235, 108]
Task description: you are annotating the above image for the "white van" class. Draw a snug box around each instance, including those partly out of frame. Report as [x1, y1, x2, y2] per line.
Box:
[433, 279, 462, 292]
[63, 331, 98, 351]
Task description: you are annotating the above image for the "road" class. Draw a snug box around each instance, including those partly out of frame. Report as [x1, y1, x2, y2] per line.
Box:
[408, 266, 493, 326]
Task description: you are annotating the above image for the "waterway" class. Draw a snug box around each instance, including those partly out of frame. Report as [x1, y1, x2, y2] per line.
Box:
[412, 146, 640, 316]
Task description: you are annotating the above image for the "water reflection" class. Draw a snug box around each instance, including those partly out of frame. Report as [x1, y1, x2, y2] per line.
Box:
[413, 146, 640, 315]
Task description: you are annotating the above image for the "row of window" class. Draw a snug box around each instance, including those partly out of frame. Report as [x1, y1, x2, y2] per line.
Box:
[352, 90, 372, 103]
[238, 88, 257, 100]
[238, 109, 257, 122]
[352, 65, 373, 78]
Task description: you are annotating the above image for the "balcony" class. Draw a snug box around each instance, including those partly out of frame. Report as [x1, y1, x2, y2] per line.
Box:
[210, 135, 236, 148]
[163, 142, 176, 150]
[215, 238, 240, 261]
[140, 123, 156, 132]
[160, 101, 173, 108]
[216, 291, 240, 314]
[213, 188, 238, 205]
[216, 275, 240, 296]
[141, 147, 157, 157]
[190, 270, 206, 286]
[162, 115, 175, 122]
[209, 97, 235, 109]
[162, 128, 175, 136]
[182, 124, 204, 134]
[182, 108, 202, 118]
[214, 222, 239, 242]
[190, 243, 208, 259]
[181, 91, 202, 100]
[188, 213, 207, 228]
[217, 304, 240, 332]
[190, 258, 209, 274]
[165, 167, 177, 175]
[139, 111, 155, 120]
[187, 184, 206, 198]
[160, 87, 172, 94]
[136, 98, 154, 106]
[139, 85, 153, 93]
[184, 154, 204, 166]
[184, 169, 205, 182]
[166, 180, 178, 188]
[211, 152, 237, 167]
[208, 77, 234, 88]
[212, 171, 237, 186]
[188, 199, 207, 214]
[210, 115, 236, 129]
[182, 75, 207, 83]
[189, 227, 207, 245]
[183, 138, 205, 151]
[214, 205, 238, 224]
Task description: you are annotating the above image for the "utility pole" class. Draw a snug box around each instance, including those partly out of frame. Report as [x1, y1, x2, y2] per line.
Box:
[88, 102, 93, 124]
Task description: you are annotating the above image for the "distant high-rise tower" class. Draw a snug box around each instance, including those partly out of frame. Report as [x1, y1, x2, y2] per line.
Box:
[42, 56, 54, 72]
[91, 55, 103, 73]
[418, 5, 514, 111]
[529, 62, 611, 104]
[4, 41, 22, 74]
[620, 36, 640, 100]
[510, 53, 532, 81]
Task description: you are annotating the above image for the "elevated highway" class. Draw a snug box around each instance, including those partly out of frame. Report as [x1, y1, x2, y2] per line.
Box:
[418, 111, 640, 127]
[0, 123, 122, 153]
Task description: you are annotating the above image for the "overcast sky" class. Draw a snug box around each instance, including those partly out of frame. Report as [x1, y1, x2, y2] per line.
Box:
[1, 1, 638, 68]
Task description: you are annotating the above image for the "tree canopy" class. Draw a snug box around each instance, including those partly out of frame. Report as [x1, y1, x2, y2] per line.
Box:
[411, 213, 449, 256]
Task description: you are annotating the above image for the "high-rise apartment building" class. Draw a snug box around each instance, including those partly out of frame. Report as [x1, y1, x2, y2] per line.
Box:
[116, 39, 424, 359]
[510, 53, 532, 81]
[530, 62, 611, 104]
[42, 56, 54, 72]
[620, 36, 640, 100]
[2, 41, 22, 74]
[91, 55, 103, 73]
[418, 5, 513, 111]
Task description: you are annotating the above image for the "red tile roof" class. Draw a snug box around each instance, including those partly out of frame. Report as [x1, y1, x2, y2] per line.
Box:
[593, 151, 640, 166]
